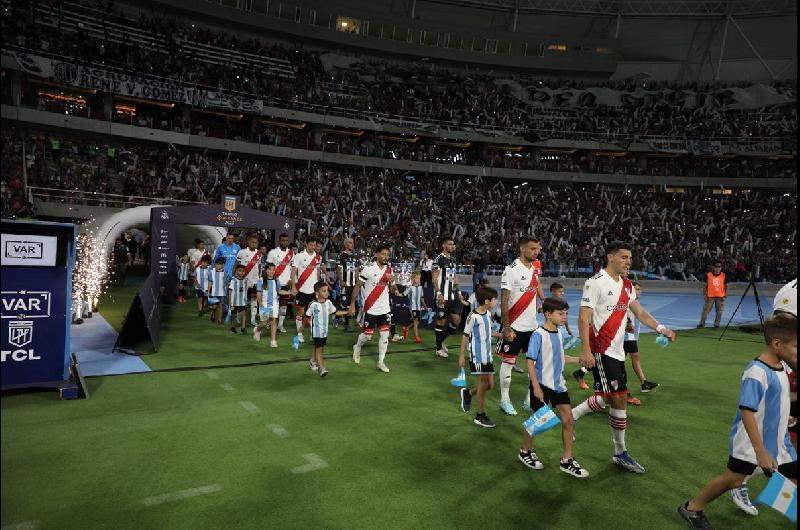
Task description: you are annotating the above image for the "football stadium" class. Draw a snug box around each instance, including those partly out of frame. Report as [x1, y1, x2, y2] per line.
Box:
[1, 1, 797, 528]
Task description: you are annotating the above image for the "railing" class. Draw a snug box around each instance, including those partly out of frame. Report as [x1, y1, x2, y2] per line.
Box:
[29, 187, 204, 209]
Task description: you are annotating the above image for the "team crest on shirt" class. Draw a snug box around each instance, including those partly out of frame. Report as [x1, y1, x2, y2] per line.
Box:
[503, 344, 510, 352]
[610, 380, 619, 390]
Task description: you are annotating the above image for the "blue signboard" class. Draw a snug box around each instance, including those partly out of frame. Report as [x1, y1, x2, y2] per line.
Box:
[1, 221, 76, 389]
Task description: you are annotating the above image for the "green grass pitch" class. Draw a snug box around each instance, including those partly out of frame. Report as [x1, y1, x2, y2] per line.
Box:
[1, 280, 793, 529]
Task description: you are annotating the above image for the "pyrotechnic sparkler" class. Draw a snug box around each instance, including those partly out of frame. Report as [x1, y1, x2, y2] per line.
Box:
[72, 219, 110, 320]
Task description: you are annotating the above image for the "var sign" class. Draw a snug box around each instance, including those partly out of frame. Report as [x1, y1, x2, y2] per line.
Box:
[0, 291, 52, 319]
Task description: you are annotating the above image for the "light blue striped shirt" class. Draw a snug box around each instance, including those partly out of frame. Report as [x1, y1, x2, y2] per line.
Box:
[178, 262, 190, 281]
[257, 278, 281, 309]
[408, 285, 424, 311]
[526, 327, 567, 393]
[194, 267, 211, 291]
[306, 299, 338, 338]
[229, 277, 248, 307]
[464, 310, 493, 365]
[208, 269, 228, 298]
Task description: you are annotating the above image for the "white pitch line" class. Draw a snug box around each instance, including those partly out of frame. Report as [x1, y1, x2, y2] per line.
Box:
[291, 453, 329, 474]
[219, 383, 237, 394]
[239, 401, 259, 412]
[142, 484, 223, 507]
[2, 521, 39, 530]
[267, 424, 289, 438]
[204, 371, 220, 380]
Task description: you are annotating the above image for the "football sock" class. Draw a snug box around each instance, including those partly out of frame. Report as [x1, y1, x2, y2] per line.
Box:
[523, 388, 530, 409]
[378, 329, 389, 364]
[250, 301, 258, 324]
[356, 329, 373, 347]
[402, 326, 408, 339]
[499, 362, 513, 402]
[434, 325, 445, 349]
[609, 408, 627, 454]
[344, 316, 350, 327]
[390, 325, 397, 336]
[579, 367, 588, 375]
[572, 395, 606, 420]
[295, 315, 303, 334]
[278, 314, 285, 329]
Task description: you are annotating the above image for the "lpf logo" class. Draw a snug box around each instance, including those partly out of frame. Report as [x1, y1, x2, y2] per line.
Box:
[8, 320, 33, 348]
[223, 196, 238, 212]
[2, 320, 40, 362]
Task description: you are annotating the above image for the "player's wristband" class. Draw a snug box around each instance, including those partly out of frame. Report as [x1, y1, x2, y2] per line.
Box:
[656, 324, 666, 334]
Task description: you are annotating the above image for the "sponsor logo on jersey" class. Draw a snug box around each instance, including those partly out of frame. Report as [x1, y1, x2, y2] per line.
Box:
[606, 303, 629, 312]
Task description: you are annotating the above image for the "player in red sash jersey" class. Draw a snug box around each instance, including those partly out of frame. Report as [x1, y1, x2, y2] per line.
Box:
[497, 236, 546, 416]
[291, 238, 322, 343]
[349, 243, 394, 373]
[574, 241, 675, 474]
[267, 233, 294, 332]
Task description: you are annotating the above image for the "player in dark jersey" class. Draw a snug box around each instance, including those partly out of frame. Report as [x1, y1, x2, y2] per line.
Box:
[337, 238, 359, 332]
[432, 238, 462, 358]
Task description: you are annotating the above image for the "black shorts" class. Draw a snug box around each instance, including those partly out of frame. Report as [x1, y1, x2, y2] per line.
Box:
[727, 456, 797, 480]
[364, 313, 391, 330]
[529, 383, 571, 411]
[232, 305, 247, 313]
[195, 289, 207, 298]
[279, 293, 292, 307]
[591, 353, 628, 396]
[247, 286, 258, 299]
[436, 299, 462, 320]
[469, 360, 495, 375]
[411, 310, 422, 321]
[623, 340, 638, 354]
[338, 286, 354, 310]
[179, 280, 188, 287]
[295, 292, 315, 308]
[496, 329, 533, 360]
[313, 337, 327, 347]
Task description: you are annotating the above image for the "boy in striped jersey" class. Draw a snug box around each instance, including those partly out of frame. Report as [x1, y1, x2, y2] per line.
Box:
[228, 264, 249, 334]
[407, 272, 426, 344]
[177, 254, 190, 303]
[307, 281, 348, 377]
[193, 255, 212, 316]
[254, 263, 291, 348]
[458, 286, 502, 428]
[207, 257, 229, 324]
[678, 313, 797, 529]
[624, 282, 659, 404]
[518, 298, 588, 478]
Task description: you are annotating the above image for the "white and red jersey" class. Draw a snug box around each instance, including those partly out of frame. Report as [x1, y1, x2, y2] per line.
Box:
[236, 247, 262, 288]
[291, 250, 321, 294]
[187, 247, 208, 270]
[359, 262, 393, 315]
[580, 269, 638, 361]
[267, 247, 294, 286]
[500, 258, 541, 332]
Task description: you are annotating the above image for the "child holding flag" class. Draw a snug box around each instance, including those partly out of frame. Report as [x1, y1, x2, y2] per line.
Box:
[679, 313, 797, 529]
[517, 298, 588, 478]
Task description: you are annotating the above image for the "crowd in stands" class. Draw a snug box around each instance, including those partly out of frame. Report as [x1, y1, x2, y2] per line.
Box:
[2, 130, 795, 282]
[2, 1, 796, 143]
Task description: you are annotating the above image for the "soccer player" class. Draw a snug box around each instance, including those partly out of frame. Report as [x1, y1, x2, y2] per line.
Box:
[349, 243, 394, 373]
[236, 235, 263, 328]
[678, 313, 797, 529]
[432, 238, 462, 358]
[497, 236, 546, 416]
[228, 264, 249, 334]
[188, 238, 208, 276]
[518, 298, 589, 478]
[267, 233, 295, 333]
[576, 241, 675, 474]
[193, 254, 212, 316]
[213, 233, 241, 277]
[407, 272, 426, 344]
[337, 238, 359, 332]
[458, 286, 501, 428]
[291, 238, 322, 344]
[207, 257, 229, 324]
[254, 263, 290, 348]
[307, 282, 348, 377]
[177, 254, 190, 303]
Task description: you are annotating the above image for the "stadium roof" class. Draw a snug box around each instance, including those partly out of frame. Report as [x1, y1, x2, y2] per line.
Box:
[425, 0, 797, 17]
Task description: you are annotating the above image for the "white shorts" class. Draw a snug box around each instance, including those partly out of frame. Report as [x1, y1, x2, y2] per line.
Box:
[259, 304, 279, 320]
